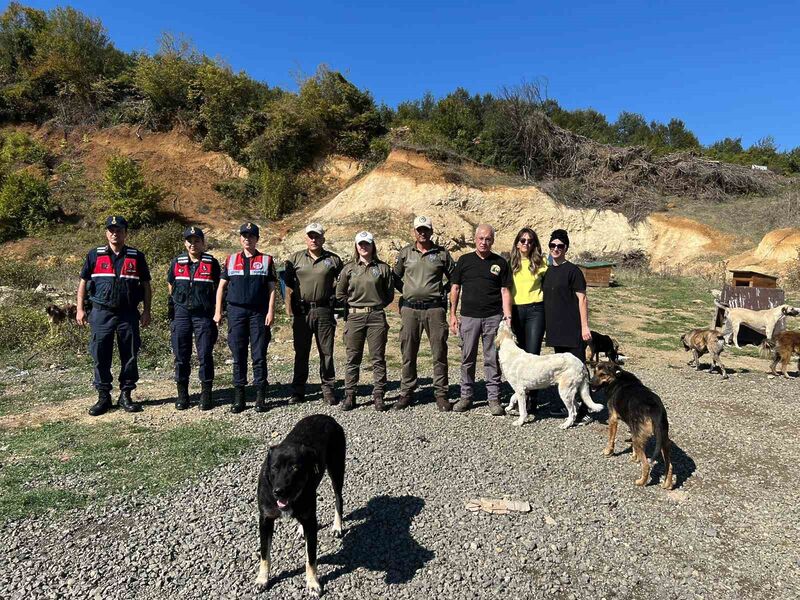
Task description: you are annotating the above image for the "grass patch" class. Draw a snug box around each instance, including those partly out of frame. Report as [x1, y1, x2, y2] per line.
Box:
[0, 420, 253, 521]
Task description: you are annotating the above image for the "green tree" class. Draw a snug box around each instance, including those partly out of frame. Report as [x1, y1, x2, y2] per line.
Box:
[0, 170, 52, 240]
[101, 155, 162, 227]
[613, 111, 651, 146]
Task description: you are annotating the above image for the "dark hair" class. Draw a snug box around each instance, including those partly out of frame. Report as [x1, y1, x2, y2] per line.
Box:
[510, 228, 543, 274]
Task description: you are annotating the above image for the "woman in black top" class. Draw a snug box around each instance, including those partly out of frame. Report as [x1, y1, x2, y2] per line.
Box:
[542, 228, 593, 422]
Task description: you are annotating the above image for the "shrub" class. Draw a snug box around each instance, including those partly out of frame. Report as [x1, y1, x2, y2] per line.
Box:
[0, 258, 43, 288]
[0, 130, 48, 168]
[100, 155, 162, 228]
[0, 170, 52, 240]
[126, 220, 183, 265]
[254, 167, 298, 220]
[0, 302, 47, 355]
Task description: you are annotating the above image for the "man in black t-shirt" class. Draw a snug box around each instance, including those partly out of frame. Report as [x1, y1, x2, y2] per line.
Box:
[449, 224, 513, 415]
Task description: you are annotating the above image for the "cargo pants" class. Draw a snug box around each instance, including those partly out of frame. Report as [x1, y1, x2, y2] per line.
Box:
[343, 310, 388, 394]
[89, 307, 141, 391]
[399, 306, 449, 396]
[171, 306, 218, 384]
[292, 306, 336, 395]
[459, 314, 503, 401]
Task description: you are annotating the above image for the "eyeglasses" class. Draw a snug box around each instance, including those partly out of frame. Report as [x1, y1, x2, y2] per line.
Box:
[518, 239, 533, 245]
[549, 243, 566, 249]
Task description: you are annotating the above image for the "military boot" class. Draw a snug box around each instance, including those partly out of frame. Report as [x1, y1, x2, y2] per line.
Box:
[373, 391, 387, 412]
[175, 382, 190, 411]
[255, 383, 269, 413]
[89, 390, 112, 416]
[231, 386, 246, 414]
[199, 382, 213, 411]
[452, 397, 473, 413]
[393, 392, 412, 411]
[322, 387, 338, 406]
[118, 390, 142, 413]
[435, 393, 452, 412]
[341, 391, 355, 411]
[487, 399, 506, 416]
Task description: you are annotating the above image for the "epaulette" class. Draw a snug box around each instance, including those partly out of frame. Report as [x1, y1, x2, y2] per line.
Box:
[126, 248, 139, 256]
[177, 256, 190, 264]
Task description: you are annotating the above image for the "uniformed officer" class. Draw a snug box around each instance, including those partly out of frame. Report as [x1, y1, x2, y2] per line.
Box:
[284, 222, 343, 405]
[76, 216, 152, 416]
[214, 223, 277, 413]
[393, 216, 455, 411]
[335, 231, 394, 411]
[167, 226, 221, 411]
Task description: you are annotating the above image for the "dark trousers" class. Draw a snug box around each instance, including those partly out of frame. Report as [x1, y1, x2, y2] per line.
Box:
[511, 302, 545, 355]
[399, 306, 449, 396]
[89, 307, 141, 391]
[344, 310, 388, 394]
[292, 307, 336, 394]
[171, 308, 218, 384]
[227, 304, 271, 386]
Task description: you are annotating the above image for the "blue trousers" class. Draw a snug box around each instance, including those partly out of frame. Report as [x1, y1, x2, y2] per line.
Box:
[171, 308, 218, 383]
[227, 304, 271, 386]
[89, 307, 141, 391]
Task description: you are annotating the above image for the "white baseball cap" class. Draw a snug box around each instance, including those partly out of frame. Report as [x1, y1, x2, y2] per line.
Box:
[305, 222, 325, 235]
[413, 215, 433, 230]
[355, 231, 374, 244]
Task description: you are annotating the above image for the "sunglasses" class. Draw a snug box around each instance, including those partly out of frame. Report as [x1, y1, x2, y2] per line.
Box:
[518, 239, 534, 245]
[549, 243, 566, 250]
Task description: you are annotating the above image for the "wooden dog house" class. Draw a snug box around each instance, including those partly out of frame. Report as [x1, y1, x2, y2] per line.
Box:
[713, 284, 786, 346]
[575, 261, 616, 287]
[729, 269, 778, 288]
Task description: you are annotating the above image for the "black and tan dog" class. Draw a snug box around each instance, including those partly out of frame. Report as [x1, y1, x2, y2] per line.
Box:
[590, 362, 673, 490]
[585, 330, 621, 364]
[681, 328, 727, 379]
[256, 414, 346, 595]
[761, 331, 800, 378]
[45, 303, 77, 334]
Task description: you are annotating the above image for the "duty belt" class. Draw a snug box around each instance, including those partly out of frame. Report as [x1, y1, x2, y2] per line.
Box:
[299, 299, 331, 310]
[404, 300, 445, 310]
[349, 306, 383, 314]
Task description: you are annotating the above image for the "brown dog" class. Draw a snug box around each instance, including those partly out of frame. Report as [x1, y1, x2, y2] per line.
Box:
[761, 331, 800, 378]
[681, 328, 727, 379]
[45, 303, 78, 334]
[590, 362, 673, 490]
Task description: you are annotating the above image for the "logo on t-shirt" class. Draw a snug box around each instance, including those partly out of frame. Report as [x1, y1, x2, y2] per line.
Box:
[490, 264, 501, 276]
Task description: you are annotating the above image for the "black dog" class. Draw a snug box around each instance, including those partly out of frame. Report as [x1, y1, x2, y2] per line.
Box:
[590, 362, 673, 490]
[586, 330, 621, 364]
[256, 414, 346, 595]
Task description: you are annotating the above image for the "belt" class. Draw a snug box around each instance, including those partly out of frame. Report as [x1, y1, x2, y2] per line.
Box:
[404, 300, 445, 310]
[349, 306, 383, 314]
[299, 299, 330, 310]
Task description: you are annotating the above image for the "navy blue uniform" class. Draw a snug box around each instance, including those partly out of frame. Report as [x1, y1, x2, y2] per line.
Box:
[222, 251, 277, 386]
[168, 252, 220, 384]
[80, 245, 151, 391]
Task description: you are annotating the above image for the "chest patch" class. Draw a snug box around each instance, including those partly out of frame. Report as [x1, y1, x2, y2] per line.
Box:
[490, 264, 501, 276]
[371, 266, 381, 278]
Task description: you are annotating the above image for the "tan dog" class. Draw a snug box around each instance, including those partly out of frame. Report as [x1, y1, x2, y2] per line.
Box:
[681, 328, 727, 379]
[45, 303, 78, 335]
[718, 303, 800, 348]
[761, 331, 800, 378]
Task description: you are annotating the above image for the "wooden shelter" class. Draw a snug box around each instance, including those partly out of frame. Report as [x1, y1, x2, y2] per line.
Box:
[729, 269, 778, 288]
[575, 261, 616, 287]
[713, 284, 786, 346]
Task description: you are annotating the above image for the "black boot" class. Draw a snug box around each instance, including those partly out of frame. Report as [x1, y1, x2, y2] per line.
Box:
[118, 390, 142, 413]
[175, 382, 190, 411]
[89, 390, 112, 416]
[341, 391, 355, 411]
[373, 392, 387, 412]
[231, 386, 246, 414]
[393, 392, 412, 411]
[255, 383, 269, 413]
[199, 382, 213, 411]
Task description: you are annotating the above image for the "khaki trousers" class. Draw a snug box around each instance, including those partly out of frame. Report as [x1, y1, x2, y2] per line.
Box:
[291, 307, 336, 394]
[344, 310, 389, 393]
[399, 306, 448, 396]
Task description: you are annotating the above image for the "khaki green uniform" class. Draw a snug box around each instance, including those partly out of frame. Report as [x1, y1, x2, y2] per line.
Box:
[284, 249, 343, 396]
[336, 259, 394, 395]
[394, 244, 454, 397]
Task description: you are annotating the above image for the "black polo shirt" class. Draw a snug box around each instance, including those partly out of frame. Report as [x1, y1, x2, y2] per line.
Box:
[451, 251, 512, 318]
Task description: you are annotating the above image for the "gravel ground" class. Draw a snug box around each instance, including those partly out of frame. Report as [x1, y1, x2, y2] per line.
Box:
[2, 362, 799, 600]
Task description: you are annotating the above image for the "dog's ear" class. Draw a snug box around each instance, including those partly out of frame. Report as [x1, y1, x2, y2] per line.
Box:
[299, 445, 321, 474]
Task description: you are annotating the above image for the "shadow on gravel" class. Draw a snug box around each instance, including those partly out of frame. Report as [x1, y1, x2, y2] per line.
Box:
[322, 495, 434, 585]
[263, 495, 434, 591]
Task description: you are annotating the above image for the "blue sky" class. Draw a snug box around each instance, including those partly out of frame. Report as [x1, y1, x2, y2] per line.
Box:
[22, 0, 800, 149]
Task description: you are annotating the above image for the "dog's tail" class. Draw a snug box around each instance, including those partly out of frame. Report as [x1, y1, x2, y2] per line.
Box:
[579, 369, 604, 413]
[759, 338, 776, 359]
[650, 411, 670, 467]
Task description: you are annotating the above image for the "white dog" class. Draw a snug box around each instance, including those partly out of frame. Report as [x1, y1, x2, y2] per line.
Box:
[717, 302, 800, 348]
[496, 321, 603, 428]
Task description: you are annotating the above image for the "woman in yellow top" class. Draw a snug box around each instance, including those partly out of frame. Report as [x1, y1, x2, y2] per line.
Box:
[510, 227, 547, 410]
